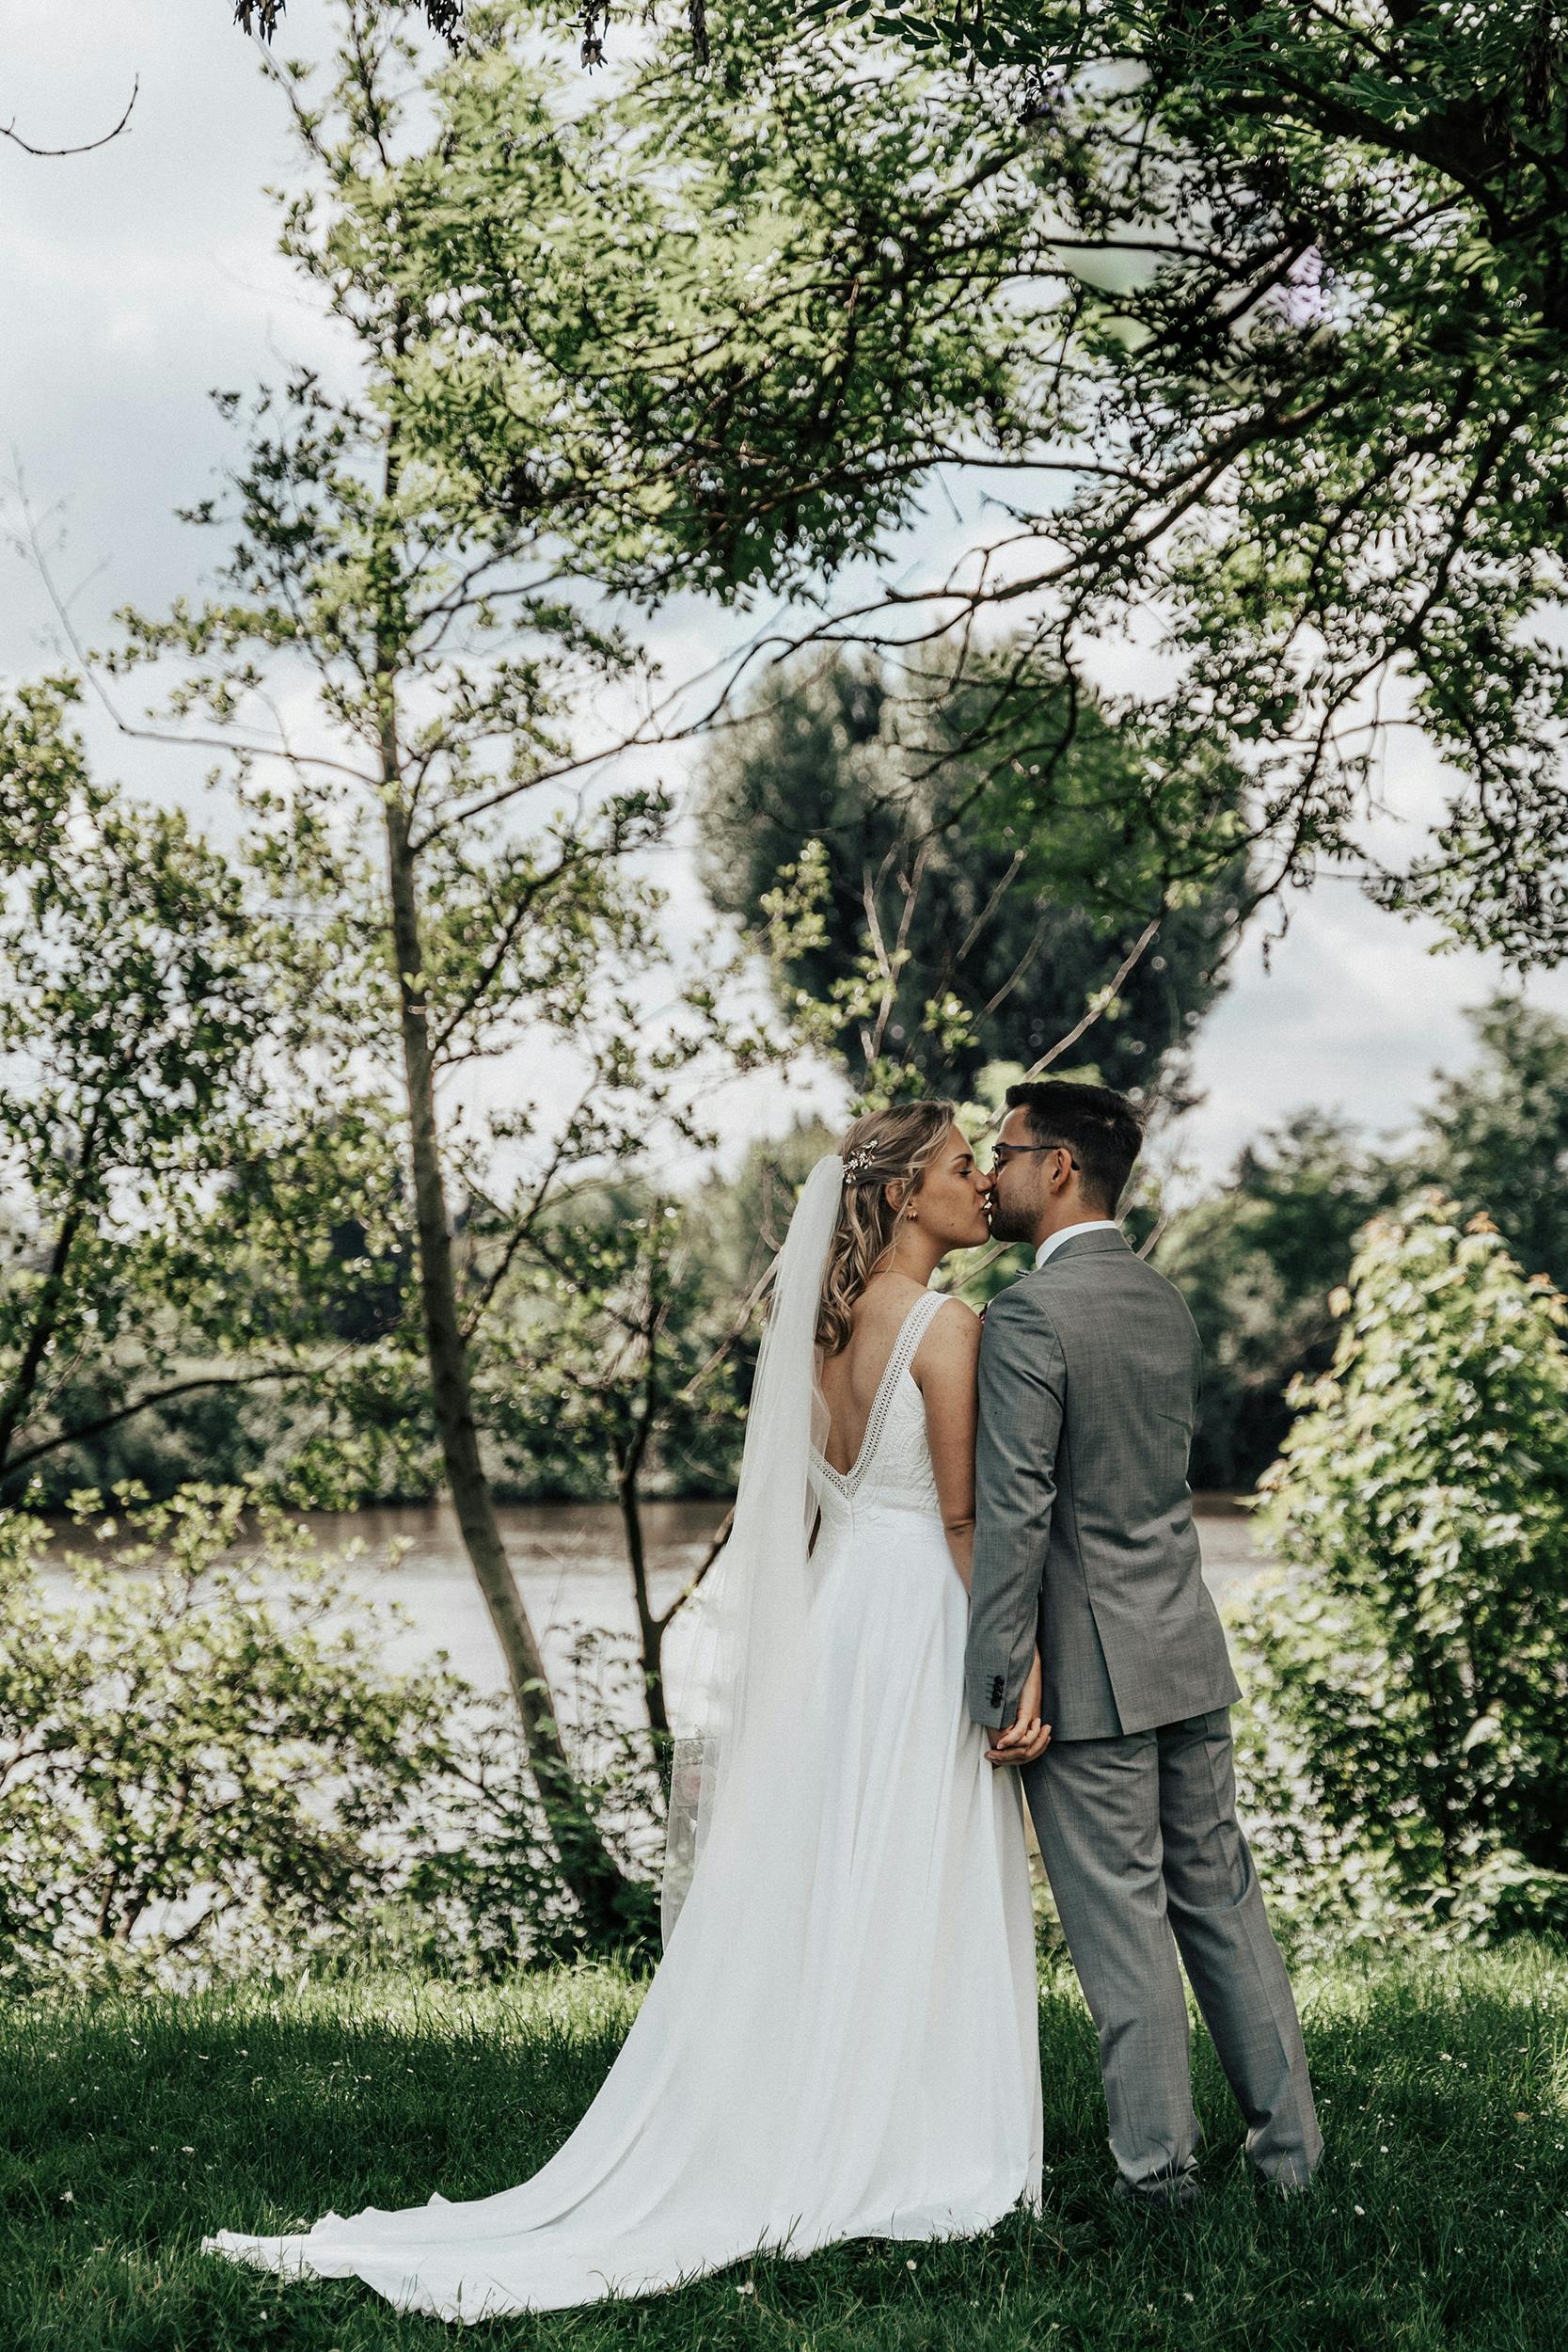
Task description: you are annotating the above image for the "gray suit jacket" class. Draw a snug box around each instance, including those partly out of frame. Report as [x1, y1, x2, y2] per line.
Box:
[964, 1228, 1240, 1741]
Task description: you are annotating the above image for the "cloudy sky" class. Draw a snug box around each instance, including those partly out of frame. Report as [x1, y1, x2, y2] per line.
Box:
[7, 1, 1567, 1192]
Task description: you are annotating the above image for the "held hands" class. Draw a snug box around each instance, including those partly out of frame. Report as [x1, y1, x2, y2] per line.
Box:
[985, 1649, 1051, 1769]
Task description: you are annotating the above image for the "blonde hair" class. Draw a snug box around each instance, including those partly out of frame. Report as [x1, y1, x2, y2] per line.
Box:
[816, 1101, 958, 1355]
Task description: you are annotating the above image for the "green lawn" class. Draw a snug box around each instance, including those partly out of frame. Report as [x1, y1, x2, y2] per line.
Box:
[4, 1942, 1566, 2349]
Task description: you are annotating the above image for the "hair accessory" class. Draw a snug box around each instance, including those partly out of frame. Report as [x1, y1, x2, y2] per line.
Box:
[843, 1146, 877, 1184]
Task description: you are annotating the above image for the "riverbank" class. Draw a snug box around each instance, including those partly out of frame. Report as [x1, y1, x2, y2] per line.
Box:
[8, 1939, 1563, 2348]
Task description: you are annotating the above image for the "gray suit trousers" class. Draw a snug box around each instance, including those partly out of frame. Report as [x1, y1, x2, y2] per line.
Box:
[1024, 1708, 1322, 2193]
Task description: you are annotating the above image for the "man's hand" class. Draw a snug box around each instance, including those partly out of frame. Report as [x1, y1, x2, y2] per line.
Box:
[986, 1647, 1051, 1768]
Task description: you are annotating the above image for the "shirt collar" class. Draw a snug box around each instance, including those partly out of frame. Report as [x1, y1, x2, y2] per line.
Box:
[1035, 1218, 1120, 1269]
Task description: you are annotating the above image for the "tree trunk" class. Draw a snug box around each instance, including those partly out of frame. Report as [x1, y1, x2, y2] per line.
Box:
[0, 1073, 119, 1482]
[0, 1192, 92, 1484]
[615, 1459, 672, 1749]
[381, 796, 649, 1949]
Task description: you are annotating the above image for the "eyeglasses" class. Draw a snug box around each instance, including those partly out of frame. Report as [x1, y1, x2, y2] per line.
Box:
[990, 1141, 1081, 1172]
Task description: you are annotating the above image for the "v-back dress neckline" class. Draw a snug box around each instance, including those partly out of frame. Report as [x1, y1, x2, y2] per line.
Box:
[815, 1289, 944, 1492]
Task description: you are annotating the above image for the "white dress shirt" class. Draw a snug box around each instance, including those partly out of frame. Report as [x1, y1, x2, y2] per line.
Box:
[1035, 1218, 1120, 1268]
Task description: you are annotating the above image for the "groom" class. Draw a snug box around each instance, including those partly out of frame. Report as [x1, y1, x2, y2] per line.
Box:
[965, 1080, 1321, 2207]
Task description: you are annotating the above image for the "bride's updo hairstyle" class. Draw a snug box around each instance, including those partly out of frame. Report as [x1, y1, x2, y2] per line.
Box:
[816, 1101, 958, 1355]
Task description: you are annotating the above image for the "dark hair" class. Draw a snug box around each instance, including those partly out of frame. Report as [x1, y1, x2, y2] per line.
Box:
[1006, 1080, 1143, 1216]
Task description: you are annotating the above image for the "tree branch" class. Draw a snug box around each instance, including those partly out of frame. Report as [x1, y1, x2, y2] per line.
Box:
[0, 79, 137, 158]
[2, 1362, 313, 1482]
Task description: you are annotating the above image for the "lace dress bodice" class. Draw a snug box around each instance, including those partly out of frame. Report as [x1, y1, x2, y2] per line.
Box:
[811, 1290, 948, 1550]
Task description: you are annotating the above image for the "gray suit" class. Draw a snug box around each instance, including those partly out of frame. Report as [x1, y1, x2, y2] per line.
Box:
[966, 1229, 1321, 2195]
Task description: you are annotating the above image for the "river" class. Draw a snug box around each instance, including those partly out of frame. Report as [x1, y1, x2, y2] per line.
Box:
[201, 1495, 1269, 1703]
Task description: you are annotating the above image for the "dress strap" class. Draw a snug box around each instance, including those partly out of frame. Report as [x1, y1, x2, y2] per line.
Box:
[815, 1288, 954, 1490]
[894, 1286, 950, 1375]
[849, 1290, 949, 1479]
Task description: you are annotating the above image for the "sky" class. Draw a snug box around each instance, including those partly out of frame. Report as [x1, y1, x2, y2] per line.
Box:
[6, 0, 1568, 1195]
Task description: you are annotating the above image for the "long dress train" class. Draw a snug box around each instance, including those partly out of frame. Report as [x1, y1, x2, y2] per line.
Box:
[205, 1288, 1044, 2320]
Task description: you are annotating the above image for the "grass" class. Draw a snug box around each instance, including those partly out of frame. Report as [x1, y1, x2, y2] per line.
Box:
[4, 1942, 1568, 2349]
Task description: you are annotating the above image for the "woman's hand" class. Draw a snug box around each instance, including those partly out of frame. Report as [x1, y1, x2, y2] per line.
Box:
[985, 1648, 1051, 1769]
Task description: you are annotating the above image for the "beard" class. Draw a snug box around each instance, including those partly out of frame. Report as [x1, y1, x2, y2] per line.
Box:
[987, 1186, 1037, 1245]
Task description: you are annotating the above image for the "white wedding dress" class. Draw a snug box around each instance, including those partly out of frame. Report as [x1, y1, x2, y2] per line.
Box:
[206, 1283, 1043, 2322]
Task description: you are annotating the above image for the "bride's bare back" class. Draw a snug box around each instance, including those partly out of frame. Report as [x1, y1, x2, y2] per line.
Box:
[815, 1117, 990, 1577]
[818, 1273, 981, 1591]
[818, 1273, 937, 1476]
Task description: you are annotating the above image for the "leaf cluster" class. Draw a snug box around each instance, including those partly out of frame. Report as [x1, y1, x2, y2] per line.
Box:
[785, 0, 1568, 960]
[0, 1486, 681, 1983]
[1159, 994, 1568, 1493]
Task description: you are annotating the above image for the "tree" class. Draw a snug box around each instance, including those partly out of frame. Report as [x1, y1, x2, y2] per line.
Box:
[698, 648, 1243, 1103]
[657, 0, 1568, 970]
[316, 0, 1291, 1131]
[102, 3, 816, 1946]
[491, 1185, 744, 1750]
[0, 677, 448, 1513]
[1244, 1196, 1568, 1932]
[1154, 1111, 1403, 1490]
[0, 680, 392, 1501]
[209, 1, 1568, 979]
[1418, 996, 1568, 1292]
[1151, 999, 1568, 1492]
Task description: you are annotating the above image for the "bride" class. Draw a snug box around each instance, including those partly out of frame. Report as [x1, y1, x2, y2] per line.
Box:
[206, 1103, 1047, 2321]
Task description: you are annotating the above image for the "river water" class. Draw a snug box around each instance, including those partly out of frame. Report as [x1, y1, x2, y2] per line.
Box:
[40, 1497, 1267, 1743]
[230, 1495, 1269, 1703]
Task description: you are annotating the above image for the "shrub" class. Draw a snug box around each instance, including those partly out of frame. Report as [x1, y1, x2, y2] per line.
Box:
[1236, 1193, 1568, 1940]
[395, 1627, 669, 1979]
[0, 1489, 480, 1984]
[0, 1488, 673, 1986]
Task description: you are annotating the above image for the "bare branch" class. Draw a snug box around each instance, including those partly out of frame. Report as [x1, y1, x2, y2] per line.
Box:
[656, 1504, 733, 1632]
[2, 1362, 314, 1482]
[0, 78, 137, 159]
[974, 914, 1164, 1138]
